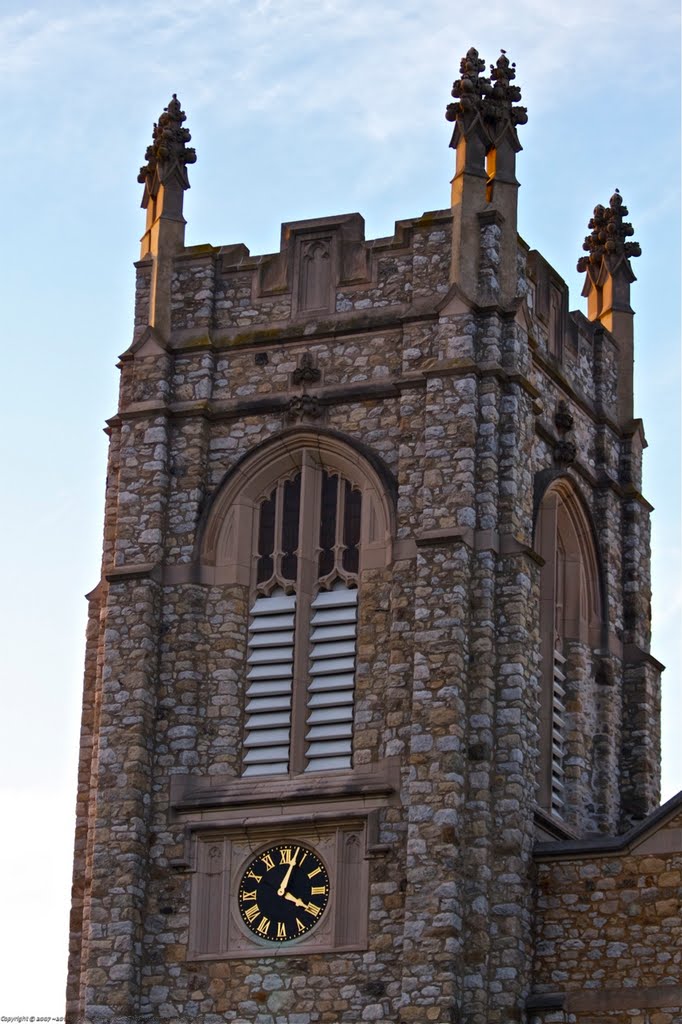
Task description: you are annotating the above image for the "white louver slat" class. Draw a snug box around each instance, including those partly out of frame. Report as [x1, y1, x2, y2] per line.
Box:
[551, 649, 566, 817]
[243, 590, 295, 777]
[305, 586, 357, 773]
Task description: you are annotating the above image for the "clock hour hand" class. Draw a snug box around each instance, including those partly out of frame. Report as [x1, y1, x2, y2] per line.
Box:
[277, 846, 299, 896]
[283, 891, 307, 909]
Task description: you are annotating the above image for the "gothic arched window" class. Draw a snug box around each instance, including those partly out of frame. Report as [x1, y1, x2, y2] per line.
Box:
[535, 481, 602, 818]
[200, 431, 394, 779]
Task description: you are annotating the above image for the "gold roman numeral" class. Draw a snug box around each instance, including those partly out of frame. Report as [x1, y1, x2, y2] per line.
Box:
[277, 921, 287, 939]
[306, 902, 321, 918]
[240, 889, 257, 902]
[244, 903, 260, 923]
[256, 916, 270, 936]
[307, 866, 322, 879]
[246, 869, 262, 883]
[310, 886, 327, 896]
[296, 917, 306, 933]
[261, 853, 275, 871]
[299, 850, 308, 865]
[279, 847, 294, 865]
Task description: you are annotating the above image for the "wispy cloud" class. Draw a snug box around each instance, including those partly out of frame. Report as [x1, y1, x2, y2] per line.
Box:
[5, 0, 679, 134]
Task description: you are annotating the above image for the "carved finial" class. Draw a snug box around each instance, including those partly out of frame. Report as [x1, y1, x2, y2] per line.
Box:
[577, 189, 641, 274]
[446, 47, 526, 151]
[484, 50, 528, 144]
[138, 94, 197, 206]
[446, 47, 489, 143]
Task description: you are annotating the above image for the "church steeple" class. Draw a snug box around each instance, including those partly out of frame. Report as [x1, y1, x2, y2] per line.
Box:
[578, 189, 641, 422]
[138, 94, 196, 340]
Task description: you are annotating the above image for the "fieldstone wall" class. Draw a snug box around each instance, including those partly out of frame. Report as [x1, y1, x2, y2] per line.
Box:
[530, 809, 682, 1023]
[67, 206, 664, 1024]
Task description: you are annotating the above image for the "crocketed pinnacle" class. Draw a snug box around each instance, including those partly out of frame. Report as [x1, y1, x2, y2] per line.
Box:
[577, 190, 641, 273]
[445, 47, 527, 150]
[445, 46, 488, 128]
[138, 94, 197, 202]
[484, 50, 528, 143]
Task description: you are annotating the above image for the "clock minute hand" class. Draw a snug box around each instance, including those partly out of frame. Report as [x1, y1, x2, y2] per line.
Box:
[277, 846, 299, 896]
[283, 891, 307, 909]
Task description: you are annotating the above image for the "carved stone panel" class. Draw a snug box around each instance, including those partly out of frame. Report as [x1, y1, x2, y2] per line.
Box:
[298, 238, 332, 312]
[188, 820, 369, 959]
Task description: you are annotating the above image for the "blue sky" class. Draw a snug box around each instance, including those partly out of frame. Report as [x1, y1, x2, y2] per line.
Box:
[1, 0, 680, 1014]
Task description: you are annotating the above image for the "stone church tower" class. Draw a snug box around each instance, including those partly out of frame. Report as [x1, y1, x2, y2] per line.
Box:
[67, 49, 681, 1024]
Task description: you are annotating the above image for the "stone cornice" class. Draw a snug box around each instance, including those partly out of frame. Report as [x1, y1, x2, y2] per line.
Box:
[167, 304, 439, 355]
[170, 759, 400, 817]
[160, 294, 525, 357]
[105, 562, 160, 583]
[528, 987, 682, 1013]
[111, 359, 547, 427]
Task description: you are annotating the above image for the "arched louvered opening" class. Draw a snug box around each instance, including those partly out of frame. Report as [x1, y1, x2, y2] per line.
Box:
[535, 479, 603, 818]
[198, 429, 393, 779]
[241, 455, 367, 777]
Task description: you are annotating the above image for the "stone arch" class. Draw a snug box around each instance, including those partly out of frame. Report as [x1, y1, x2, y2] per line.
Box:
[197, 427, 396, 586]
[534, 475, 606, 820]
[534, 476, 604, 647]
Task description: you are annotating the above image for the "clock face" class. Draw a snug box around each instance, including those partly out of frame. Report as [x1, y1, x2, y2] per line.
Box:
[237, 843, 330, 943]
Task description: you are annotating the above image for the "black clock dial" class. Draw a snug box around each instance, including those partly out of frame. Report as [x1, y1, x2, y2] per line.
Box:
[237, 843, 330, 943]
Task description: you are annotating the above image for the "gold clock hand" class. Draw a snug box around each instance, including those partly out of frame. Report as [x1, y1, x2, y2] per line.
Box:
[283, 891, 307, 909]
[277, 846, 299, 896]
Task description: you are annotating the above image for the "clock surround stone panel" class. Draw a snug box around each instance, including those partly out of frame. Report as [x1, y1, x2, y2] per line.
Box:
[188, 821, 368, 959]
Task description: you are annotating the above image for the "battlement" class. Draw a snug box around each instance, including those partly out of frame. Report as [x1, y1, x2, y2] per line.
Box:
[130, 208, 628, 428]
[133, 209, 453, 341]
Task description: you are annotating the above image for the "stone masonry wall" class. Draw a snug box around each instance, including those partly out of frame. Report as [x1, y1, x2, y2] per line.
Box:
[531, 813, 682, 1023]
[67, 207, 662, 1024]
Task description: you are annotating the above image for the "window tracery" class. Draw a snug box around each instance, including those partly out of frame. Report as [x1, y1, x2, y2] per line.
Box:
[199, 431, 393, 779]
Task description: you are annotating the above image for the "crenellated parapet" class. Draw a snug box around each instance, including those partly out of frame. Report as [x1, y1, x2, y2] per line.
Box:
[130, 209, 454, 351]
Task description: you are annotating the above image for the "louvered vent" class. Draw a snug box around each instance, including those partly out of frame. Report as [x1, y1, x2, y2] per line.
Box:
[551, 648, 566, 817]
[305, 585, 357, 772]
[243, 590, 295, 776]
